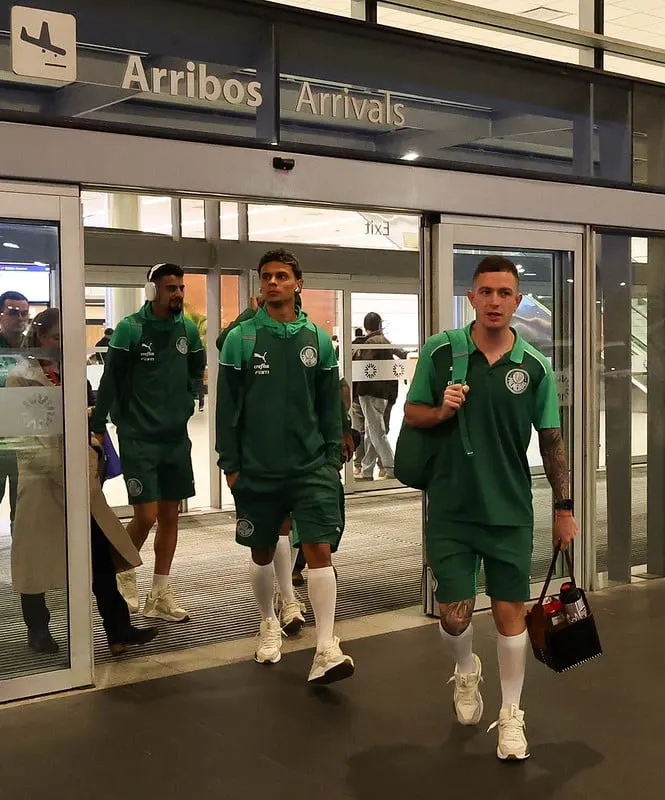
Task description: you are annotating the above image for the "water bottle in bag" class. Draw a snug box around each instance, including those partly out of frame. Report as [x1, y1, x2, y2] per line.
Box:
[559, 582, 588, 624]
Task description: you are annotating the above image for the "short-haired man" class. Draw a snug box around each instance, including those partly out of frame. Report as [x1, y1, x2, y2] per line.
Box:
[90, 264, 206, 622]
[217, 249, 354, 684]
[404, 256, 577, 760]
[0, 290, 29, 531]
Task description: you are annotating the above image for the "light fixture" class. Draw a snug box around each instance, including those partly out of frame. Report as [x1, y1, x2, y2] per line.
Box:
[620, 281, 626, 287]
[524, 272, 537, 277]
[567, 278, 574, 283]
[33, 261, 48, 267]
[401, 151, 420, 162]
[3, 242, 19, 249]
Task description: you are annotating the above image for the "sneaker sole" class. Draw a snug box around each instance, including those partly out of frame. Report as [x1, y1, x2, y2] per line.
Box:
[282, 616, 305, 635]
[308, 657, 355, 685]
[497, 748, 530, 762]
[254, 652, 282, 665]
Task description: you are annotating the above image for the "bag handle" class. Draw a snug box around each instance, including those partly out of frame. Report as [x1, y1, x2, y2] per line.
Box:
[535, 545, 575, 608]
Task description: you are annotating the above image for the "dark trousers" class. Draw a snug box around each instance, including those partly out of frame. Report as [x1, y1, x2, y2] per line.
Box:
[0, 448, 18, 527]
[21, 517, 131, 642]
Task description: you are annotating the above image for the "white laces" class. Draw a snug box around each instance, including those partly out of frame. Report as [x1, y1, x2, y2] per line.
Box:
[487, 705, 526, 744]
[316, 636, 342, 661]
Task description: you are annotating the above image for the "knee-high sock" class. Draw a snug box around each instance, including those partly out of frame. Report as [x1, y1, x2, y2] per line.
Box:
[249, 561, 277, 622]
[274, 537, 296, 604]
[307, 566, 336, 648]
[497, 630, 528, 709]
[438, 623, 475, 675]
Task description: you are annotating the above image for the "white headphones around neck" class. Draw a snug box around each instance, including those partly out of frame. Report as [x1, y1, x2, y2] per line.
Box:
[145, 263, 165, 302]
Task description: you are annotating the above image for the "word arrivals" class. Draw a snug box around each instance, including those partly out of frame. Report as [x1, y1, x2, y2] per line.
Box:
[295, 82, 405, 127]
[122, 56, 262, 108]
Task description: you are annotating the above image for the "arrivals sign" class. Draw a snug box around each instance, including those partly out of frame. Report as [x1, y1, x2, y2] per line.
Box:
[11, 5, 407, 128]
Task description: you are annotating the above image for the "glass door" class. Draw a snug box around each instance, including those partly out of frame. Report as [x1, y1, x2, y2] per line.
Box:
[425, 220, 584, 613]
[0, 183, 91, 702]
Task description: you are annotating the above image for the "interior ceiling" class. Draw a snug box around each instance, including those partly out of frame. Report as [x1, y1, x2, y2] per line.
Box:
[268, 0, 665, 78]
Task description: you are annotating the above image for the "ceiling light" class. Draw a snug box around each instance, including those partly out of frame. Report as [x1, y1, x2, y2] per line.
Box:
[524, 272, 537, 277]
[3, 242, 19, 249]
[567, 278, 574, 283]
[33, 261, 48, 267]
[401, 151, 420, 162]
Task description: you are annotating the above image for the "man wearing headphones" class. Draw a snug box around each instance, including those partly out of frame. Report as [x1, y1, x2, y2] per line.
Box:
[90, 264, 206, 623]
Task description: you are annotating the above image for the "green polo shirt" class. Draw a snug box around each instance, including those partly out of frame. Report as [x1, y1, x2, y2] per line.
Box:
[407, 323, 560, 527]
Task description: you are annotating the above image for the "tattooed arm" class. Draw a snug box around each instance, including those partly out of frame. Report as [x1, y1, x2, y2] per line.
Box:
[538, 428, 578, 550]
[538, 428, 569, 502]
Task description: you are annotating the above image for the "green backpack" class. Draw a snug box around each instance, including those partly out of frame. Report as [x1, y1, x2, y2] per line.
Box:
[394, 328, 474, 491]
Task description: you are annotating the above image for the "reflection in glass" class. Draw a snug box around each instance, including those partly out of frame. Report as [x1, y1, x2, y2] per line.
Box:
[452, 246, 574, 590]
[0, 220, 68, 678]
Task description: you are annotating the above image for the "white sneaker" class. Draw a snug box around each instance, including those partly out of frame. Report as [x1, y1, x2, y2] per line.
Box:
[255, 618, 283, 664]
[143, 586, 190, 623]
[116, 570, 139, 614]
[308, 636, 355, 685]
[489, 705, 530, 761]
[279, 592, 306, 635]
[448, 654, 484, 725]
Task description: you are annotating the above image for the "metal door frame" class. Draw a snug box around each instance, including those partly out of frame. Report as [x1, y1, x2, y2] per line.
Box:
[0, 181, 91, 702]
[426, 217, 585, 614]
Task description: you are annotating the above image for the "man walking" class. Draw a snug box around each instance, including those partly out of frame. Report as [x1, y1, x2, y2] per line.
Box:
[353, 312, 405, 481]
[90, 263, 206, 622]
[403, 256, 577, 760]
[0, 291, 29, 532]
[217, 248, 354, 684]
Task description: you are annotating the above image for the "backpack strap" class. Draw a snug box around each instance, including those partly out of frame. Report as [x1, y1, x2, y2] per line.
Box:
[444, 328, 474, 457]
[238, 318, 258, 367]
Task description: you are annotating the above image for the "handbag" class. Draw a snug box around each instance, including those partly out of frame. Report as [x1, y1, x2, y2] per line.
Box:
[394, 328, 474, 490]
[526, 546, 602, 673]
[102, 433, 123, 480]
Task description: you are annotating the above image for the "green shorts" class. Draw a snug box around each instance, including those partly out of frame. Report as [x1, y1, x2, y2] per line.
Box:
[426, 519, 533, 603]
[119, 437, 195, 505]
[291, 478, 345, 550]
[231, 465, 342, 551]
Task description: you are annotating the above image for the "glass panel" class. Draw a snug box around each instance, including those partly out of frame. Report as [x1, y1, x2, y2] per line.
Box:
[595, 232, 665, 581]
[248, 205, 419, 250]
[632, 86, 665, 187]
[350, 292, 420, 489]
[300, 288, 344, 374]
[604, 2, 665, 49]
[452, 245, 574, 589]
[280, 18, 593, 177]
[81, 191, 173, 233]
[221, 202, 240, 241]
[378, 4, 587, 65]
[181, 199, 205, 239]
[0, 220, 68, 677]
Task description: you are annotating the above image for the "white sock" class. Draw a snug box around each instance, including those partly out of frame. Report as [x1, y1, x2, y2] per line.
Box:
[152, 574, 169, 593]
[497, 630, 528, 709]
[249, 561, 277, 622]
[307, 566, 337, 649]
[439, 622, 476, 675]
[274, 537, 296, 604]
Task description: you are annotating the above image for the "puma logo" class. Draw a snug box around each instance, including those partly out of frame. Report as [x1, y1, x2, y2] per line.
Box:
[141, 342, 154, 354]
[253, 352, 268, 365]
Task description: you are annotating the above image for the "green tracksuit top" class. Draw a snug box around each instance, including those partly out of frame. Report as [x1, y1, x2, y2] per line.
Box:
[90, 303, 206, 441]
[216, 305, 343, 479]
[216, 304, 351, 435]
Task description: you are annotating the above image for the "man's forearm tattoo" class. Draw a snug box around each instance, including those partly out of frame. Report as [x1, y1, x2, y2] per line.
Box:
[538, 428, 570, 502]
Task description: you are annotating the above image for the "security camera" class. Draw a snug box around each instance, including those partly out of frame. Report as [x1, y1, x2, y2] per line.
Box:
[273, 157, 295, 172]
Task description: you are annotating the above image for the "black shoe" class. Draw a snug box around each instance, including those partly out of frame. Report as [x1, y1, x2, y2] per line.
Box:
[292, 568, 305, 587]
[28, 629, 59, 654]
[108, 626, 159, 656]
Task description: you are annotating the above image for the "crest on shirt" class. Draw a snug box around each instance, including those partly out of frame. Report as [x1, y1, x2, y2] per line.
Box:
[300, 345, 318, 368]
[176, 336, 189, 355]
[505, 368, 530, 395]
[236, 518, 255, 538]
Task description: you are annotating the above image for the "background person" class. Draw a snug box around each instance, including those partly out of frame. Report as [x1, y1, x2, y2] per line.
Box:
[0, 290, 29, 534]
[90, 263, 206, 624]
